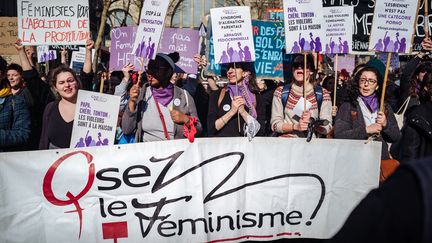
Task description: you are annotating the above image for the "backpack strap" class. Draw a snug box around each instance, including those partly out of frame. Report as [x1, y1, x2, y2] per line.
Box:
[281, 83, 292, 112]
[314, 85, 323, 114]
[217, 88, 226, 108]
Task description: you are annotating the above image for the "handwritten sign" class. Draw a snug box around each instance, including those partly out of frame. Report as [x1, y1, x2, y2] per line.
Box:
[0, 17, 18, 55]
[37, 45, 57, 63]
[211, 6, 256, 64]
[323, 6, 353, 54]
[49, 45, 81, 51]
[132, 0, 169, 60]
[109, 26, 142, 71]
[369, 0, 419, 53]
[158, 28, 199, 74]
[17, 0, 90, 45]
[70, 90, 120, 148]
[283, 0, 325, 54]
[0, 138, 380, 242]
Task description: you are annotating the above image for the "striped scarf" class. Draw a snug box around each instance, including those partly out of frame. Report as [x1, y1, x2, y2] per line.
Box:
[0, 80, 11, 98]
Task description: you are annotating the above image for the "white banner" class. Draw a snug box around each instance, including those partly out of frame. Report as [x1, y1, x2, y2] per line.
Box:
[283, 0, 325, 54]
[369, 0, 419, 53]
[211, 6, 256, 64]
[17, 0, 90, 45]
[0, 138, 381, 242]
[323, 6, 353, 54]
[132, 0, 169, 60]
[70, 90, 120, 148]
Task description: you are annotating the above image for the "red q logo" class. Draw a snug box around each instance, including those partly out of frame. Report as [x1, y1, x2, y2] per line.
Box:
[43, 151, 95, 239]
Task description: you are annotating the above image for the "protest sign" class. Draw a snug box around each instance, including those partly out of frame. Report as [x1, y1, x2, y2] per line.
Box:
[70, 90, 120, 148]
[70, 47, 95, 72]
[2, 55, 21, 65]
[282, 0, 325, 54]
[369, 0, 419, 54]
[109, 26, 142, 71]
[323, 6, 353, 54]
[37, 45, 57, 63]
[0, 17, 18, 55]
[208, 20, 293, 80]
[158, 28, 200, 74]
[378, 52, 400, 71]
[132, 0, 169, 60]
[0, 137, 380, 242]
[17, 0, 90, 45]
[333, 54, 355, 73]
[267, 9, 284, 21]
[322, 1, 374, 53]
[211, 6, 256, 64]
[49, 45, 81, 51]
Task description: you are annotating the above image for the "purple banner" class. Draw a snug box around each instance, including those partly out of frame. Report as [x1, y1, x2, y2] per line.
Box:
[109, 27, 142, 71]
[158, 28, 199, 74]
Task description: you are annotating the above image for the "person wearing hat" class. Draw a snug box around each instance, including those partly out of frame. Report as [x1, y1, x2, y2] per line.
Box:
[122, 53, 202, 142]
[0, 56, 31, 152]
[333, 59, 401, 159]
[271, 54, 332, 138]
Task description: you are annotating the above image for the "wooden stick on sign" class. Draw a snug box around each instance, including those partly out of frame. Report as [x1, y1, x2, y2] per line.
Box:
[303, 52, 307, 111]
[379, 53, 392, 112]
[333, 54, 339, 106]
[233, 62, 241, 133]
[426, 0, 430, 38]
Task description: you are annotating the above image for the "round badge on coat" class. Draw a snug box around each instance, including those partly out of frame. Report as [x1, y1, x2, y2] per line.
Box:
[173, 98, 181, 106]
[223, 104, 231, 111]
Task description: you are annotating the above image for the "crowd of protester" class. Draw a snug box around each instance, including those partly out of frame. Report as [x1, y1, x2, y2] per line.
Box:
[2, 37, 432, 164]
[1, 36, 432, 242]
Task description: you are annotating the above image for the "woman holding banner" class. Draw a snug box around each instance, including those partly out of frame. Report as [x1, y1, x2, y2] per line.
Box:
[270, 54, 332, 138]
[207, 62, 266, 138]
[333, 60, 400, 160]
[39, 40, 95, 149]
[121, 53, 201, 142]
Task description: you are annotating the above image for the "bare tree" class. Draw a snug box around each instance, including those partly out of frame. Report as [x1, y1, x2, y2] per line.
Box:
[249, 0, 282, 20]
[92, 0, 119, 73]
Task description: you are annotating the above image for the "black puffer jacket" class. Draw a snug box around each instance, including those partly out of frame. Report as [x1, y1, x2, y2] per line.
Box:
[400, 101, 432, 163]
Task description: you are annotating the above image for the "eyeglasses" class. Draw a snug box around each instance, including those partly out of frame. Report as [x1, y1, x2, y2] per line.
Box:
[359, 78, 378, 85]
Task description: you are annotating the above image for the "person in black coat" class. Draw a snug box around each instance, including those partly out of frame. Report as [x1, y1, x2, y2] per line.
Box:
[399, 71, 432, 163]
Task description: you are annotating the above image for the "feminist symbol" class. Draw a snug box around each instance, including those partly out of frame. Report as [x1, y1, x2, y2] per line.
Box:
[42, 151, 95, 238]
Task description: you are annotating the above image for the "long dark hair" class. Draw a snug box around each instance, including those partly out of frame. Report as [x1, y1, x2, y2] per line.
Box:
[409, 61, 432, 97]
[347, 67, 383, 107]
[226, 62, 260, 93]
[419, 71, 432, 103]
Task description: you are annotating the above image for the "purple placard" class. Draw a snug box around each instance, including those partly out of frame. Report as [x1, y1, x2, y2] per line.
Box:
[109, 26, 142, 71]
[158, 28, 199, 74]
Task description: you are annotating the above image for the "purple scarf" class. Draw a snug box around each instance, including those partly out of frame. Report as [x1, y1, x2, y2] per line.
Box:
[226, 77, 257, 118]
[151, 84, 174, 107]
[360, 93, 379, 113]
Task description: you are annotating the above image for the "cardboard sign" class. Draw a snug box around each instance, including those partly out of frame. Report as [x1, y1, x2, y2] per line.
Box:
[0, 137, 381, 242]
[323, 6, 354, 54]
[369, 0, 419, 53]
[0, 17, 18, 55]
[132, 0, 169, 60]
[211, 6, 256, 64]
[158, 28, 200, 73]
[17, 0, 90, 45]
[37, 45, 57, 63]
[70, 90, 120, 148]
[283, 0, 325, 54]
